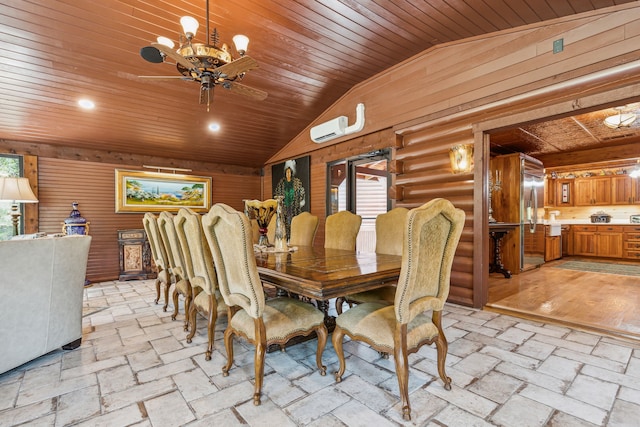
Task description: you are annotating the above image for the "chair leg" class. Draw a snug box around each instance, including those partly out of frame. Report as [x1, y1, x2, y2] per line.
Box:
[314, 324, 328, 375]
[186, 298, 198, 343]
[331, 326, 346, 382]
[205, 295, 217, 361]
[154, 278, 161, 304]
[394, 324, 411, 421]
[252, 318, 267, 406]
[162, 282, 171, 312]
[222, 327, 235, 377]
[433, 311, 452, 390]
[183, 287, 192, 331]
[171, 288, 180, 321]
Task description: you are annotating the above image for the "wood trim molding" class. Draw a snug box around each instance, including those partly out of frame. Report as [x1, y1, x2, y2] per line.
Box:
[1, 140, 261, 176]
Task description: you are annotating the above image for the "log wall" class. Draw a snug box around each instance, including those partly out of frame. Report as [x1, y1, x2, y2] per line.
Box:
[266, 4, 640, 307]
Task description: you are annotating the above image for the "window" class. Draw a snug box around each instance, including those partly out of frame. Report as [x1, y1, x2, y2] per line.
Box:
[327, 150, 390, 252]
[0, 154, 23, 240]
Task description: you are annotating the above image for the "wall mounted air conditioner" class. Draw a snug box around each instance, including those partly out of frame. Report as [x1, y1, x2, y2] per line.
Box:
[310, 116, 348, 143]
[310, 103, 365, 143]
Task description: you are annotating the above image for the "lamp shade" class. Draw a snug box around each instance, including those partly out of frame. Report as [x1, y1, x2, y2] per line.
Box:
[0, 177, 38, 203]
[180, 16, 199, 39]
[232, 34, 249, 54]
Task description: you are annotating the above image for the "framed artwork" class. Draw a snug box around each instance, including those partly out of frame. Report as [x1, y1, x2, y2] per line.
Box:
[271, 156, 310, 239]
[115, 169, 212, 213]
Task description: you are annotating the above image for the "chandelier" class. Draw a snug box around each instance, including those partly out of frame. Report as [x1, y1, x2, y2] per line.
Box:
[139, 0, 267, 110]
[603, 106, 637, 129]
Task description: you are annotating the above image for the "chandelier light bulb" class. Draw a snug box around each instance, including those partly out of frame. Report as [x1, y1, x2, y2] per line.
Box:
[180, 16, 199, 39]
[233, 34, 249, 55]
[156, 36, 175, 49]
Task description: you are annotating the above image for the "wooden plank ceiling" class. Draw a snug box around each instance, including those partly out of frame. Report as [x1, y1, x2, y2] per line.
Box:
[0, 0, 637, 168]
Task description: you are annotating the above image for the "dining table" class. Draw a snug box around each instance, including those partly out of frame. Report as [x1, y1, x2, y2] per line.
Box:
[254, 245, 402, 329]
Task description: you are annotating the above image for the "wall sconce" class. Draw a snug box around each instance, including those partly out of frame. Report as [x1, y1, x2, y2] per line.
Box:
[450, 144, 474, 174]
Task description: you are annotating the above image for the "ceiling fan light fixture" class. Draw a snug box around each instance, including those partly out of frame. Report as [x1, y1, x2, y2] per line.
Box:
[604, 112, 637, 129]
[139, 0, 267, 108]
[156, 36, 175, 49]
[180, 16, 199, 39]
[233, 34, 249, 55]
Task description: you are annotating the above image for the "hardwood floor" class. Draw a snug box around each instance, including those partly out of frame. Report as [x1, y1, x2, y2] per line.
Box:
[486, 257, 640, 342]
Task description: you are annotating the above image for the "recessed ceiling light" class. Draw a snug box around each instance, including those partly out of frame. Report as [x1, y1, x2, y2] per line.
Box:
[78, 99, 95, 109]
[208, 123, 220, 132]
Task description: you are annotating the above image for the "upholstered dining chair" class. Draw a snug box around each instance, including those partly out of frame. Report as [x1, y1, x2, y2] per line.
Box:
[157, 211, 191, 330]
[174, 208, 227, 360]
[289, 211, 319, 246]
[201, 203, 328, 406]
[332, 198, 465, 421]
[335, 207, 409, 314]
[142, 212, 172, 311]
[324, 210, 362, 251]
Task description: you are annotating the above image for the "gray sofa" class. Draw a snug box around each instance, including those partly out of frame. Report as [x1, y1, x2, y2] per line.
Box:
[0, 235, 92, 374]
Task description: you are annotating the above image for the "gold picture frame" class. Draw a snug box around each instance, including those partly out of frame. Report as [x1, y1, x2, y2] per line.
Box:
[115, 169, 212, 213]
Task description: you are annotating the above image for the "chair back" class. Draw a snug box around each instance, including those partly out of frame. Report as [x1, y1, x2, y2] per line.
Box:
[157, 211, 186, 281]
[143, 212, 169, 272]
[394, 198, 464, 324]
[174, 208, 217, 295]
[202, 204, 264, 318]
[324, 210, 362, 251]
[289, 212, 319, 246]
[375, 207, 409, 256]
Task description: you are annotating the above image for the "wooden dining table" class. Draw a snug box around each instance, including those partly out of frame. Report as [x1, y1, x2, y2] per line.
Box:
[255, 245, 402, 327]
[255, 245, 401, 298]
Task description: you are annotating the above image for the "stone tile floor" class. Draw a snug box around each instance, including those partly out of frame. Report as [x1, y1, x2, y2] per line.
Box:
[1, 279, 639, 426]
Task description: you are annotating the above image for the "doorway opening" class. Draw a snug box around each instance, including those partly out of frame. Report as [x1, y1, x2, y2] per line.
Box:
[480, 99, 640, 340]
[327, 150, 390, 253]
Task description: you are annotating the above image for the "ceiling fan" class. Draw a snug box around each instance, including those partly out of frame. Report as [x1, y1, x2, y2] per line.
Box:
[139, 0, 267, 111]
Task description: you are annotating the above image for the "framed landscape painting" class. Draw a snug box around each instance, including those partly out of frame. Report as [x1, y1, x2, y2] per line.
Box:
[115, 169, 212, 213]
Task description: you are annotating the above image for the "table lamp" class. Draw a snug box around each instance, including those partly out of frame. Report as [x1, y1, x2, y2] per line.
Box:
[0, 176, 39, 236]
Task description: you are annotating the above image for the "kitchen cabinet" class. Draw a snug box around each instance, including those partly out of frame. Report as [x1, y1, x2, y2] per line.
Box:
[574, 177, 611, 206]
[555, 179, 574, 206]
[572, 225, 623, 258]
[561, 225, 571, 256]
[545, 236, 561, 261]
[545, 177, 556, 206]
[624, 226, 640, 260]
[611, 175, 640, 205]
[572, 225, 596, 256]
[610, 175, 640, 205]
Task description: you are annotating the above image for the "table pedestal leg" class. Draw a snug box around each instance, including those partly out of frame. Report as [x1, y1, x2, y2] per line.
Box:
[489, 231, 512, 278]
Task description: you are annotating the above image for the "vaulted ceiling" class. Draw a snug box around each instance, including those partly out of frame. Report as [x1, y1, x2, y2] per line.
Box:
[1, 1, 637, 169]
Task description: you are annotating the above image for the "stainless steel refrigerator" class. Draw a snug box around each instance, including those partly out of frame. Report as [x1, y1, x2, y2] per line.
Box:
[491, 153, 545, 273]
[520, 155, 545, 272]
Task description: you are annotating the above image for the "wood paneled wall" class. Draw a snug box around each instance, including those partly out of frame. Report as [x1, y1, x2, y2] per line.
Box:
[263, 128, 396, 248]
[267, 4, 640, 308]
[37, 158, 261, 282]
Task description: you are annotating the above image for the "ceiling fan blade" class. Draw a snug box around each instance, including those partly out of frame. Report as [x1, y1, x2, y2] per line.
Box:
[222, 81, 268, 101]
[150, 42, 199, 74]
[138, 75, 192, 80]
[214, 56, 259, 79]
[140, 46, 164, 63]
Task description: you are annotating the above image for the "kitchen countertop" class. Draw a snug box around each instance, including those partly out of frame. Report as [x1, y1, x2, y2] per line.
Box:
[543, 219, 639, 225]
